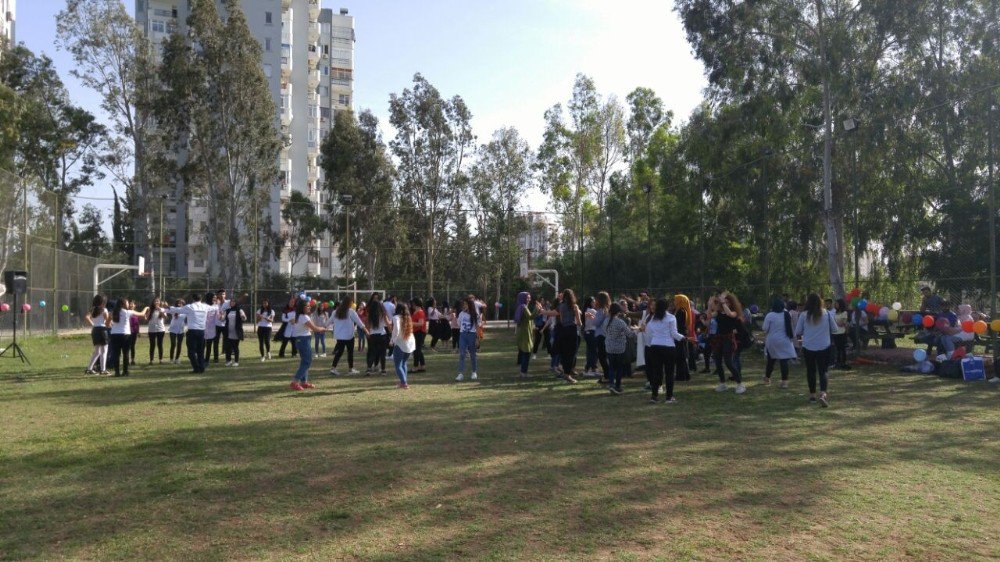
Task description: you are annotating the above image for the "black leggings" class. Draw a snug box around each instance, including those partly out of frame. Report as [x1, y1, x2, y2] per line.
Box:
[332, 338, 355, 368]
[226, 339, 241, 362]
[833, 333, 848, 366]
[596, 334, 609, 378]
[557, 324, 579, 375]
[148, 331, 165, 362]
[532, 327, 544, 354]
[429, 324, 440, 349]
[765, 354, 789, 380]
[279, 334, 297, 357]
[716, 336, 742, 383]
[109, 333, 130, 376]
[646, 345, 677, 399]
[803, 348, 830, 394]
[210, 333, 222, 361]
[367, 334, 387, 371]
[169, 332, 184, 361]
[413, 332, 426, 367]
[128, 332, 138, 364]
[674, 340, 691, 381]
[451, 328, 460, 349]
[257, 327, 272, 356]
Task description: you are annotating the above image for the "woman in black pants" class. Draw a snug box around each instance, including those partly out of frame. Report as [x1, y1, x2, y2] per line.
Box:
[256, 299, 274, 360]
[714, 291, 747, 395]
[539, 289, 581, 384]
[640, 298, 686, 403]
[224, 299, 246, 366]
[145, 297, 167, 364]
[277, 296, 297, 358]
[365, 293, 389, 374]
[425, 298, 441, 351]
[410, 298, 427, 372]
[673, 294, 695, 382]
[168, 299, 186, 364]
[531, 297, 546, 357]
[794, 293, 835, 407]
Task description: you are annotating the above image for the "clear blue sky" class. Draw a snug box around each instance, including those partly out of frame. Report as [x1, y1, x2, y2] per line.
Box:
[17, 0, 707, 213]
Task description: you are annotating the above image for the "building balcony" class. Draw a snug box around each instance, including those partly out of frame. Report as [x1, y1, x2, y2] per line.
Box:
[307, 49, 319, 69]
[308, 0, 320, 21]
[309, 23, 320, 43]
[281, 0, 290, 8]
[308, 72, 319, 88]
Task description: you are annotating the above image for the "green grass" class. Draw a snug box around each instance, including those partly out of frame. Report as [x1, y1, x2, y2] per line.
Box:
[0, 332, 997, 560]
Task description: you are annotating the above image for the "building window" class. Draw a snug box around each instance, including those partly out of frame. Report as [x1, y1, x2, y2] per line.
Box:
[151, 20, 166, 33]
[265, 11, 273, 25]
[320, 107, 331, 119]
[318, 86, 328, 97]
[153, 8, 172, 17]
[321, 66, 328, 75]
[263, 64, 272, 78]
[338, 94, 351, 107]
[265, 37, 272, 51]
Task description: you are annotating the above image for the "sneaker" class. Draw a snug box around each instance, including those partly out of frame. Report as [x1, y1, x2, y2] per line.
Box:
[380, 370, 386, 376]
[349, 369, 359, 375]
[564, 375, 578, 384]
[302, 382, 315, 389]
[649, 397, 659, 404]
[609, 386, 622, 395]
[762, 377, 771, 386]
[664, 397, 678, 404]
[779, 380, 789, 389]
[330, 368, 340, 376]
[266, 353, 271, 360]
[470, 372, 478, 381]
[260, 357, 266, 362]
[100, 370, 110, 376]
[715, 383, 728, 392]
[397, 382, 409, 389]
[819, 393, 829, 407]
[233, 362, 239, 367]
[735, 384, 747, 395]
[809, 396, 817, 403]
[225, 361, 233, 367]
[290, 382, 304, 391]
[988, 376, 1000, 384]
[85, 369, 95, 375]
[455, 373, 464, 381]
[532, 354, 537, 360]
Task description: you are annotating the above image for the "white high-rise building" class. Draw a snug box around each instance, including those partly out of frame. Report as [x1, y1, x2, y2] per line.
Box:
[136, 1, 354, 281]
[1, 0, 15, 46]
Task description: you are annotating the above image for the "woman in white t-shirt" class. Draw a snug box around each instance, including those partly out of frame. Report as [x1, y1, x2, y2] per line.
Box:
[328, 296, 368, 375]
[455, 297, 482, 381]
[107, 298, 149, 377]
[223, 299, 247, 366]
[168, 299, 187, 364]
[313, 305, 329, 357]
[390, 303, 417, 389]
[145, 297, 168, 364]
[84, 294, 110, 375]
[289, 298, 328, 391]
[255, 299, 275, 361]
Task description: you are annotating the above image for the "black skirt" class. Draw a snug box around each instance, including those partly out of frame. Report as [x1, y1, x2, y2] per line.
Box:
[91, 326, 110, 346]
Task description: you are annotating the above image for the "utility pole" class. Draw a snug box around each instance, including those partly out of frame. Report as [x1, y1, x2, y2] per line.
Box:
[761, 148, 773, 303]
[159, 197, 165, 296]
[643, 182, 652, 290]
[52, 190, 58, 335]
[988, 102, 996, 343]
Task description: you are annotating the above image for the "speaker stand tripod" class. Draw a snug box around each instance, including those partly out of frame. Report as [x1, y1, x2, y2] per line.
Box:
[0, 292, 30, 364]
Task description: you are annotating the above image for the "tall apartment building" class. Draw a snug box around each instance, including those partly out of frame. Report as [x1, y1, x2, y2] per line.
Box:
[136, 0, 354, 281]
[1, 0, 14, 46]
[519, 216, 552, 264]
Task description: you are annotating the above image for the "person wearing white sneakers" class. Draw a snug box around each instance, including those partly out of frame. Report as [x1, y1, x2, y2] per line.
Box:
[329, 297, 368, 375]
[762, 298, 796, 388]
[256, 299, 275, 361]
[714, 291, 747, 394]
[167, 299, 186, 365]
[795, 293, 837, 407]
[455, 298, 480, 381]
[639, 298, 686, 403]
[390, 303, 416, 389]
[223, 298, 247, 367]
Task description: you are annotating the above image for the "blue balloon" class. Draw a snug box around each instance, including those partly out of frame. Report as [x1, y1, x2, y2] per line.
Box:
[39, 300, 46, 308]
[913, 348, 927, 362]
[913, 313, 923, 326]
[857, 299, 868, 310]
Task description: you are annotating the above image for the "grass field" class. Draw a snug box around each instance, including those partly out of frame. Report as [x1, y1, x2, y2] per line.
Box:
[0, 331, 997, 561]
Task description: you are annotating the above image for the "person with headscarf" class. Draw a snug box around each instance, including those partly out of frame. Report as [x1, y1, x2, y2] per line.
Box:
[673, 294, 696, 382]
[761, 298, 797, 388]
[514, 291, 534, 378]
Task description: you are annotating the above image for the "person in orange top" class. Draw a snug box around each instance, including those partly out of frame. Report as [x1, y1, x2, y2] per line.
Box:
[410, 298, 428, 373]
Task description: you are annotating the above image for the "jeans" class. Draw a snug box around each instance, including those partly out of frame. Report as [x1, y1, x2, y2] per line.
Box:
[169, 332, 184, 361]
[294, 335, 313, 382]
[803, 347, 830, 394]
[608, 352, 627, 390]
[186, 329, 206, 372]
[332, 338, 355, 368]
[717, 335, 742, 383]
[584, 331, 597, 370]
[392, 345, 411, 384]
[226, 338, 241, 363]
[517, 351, 531, 374]
[257, 327, 271, 356]
[148, 331, 164, 362]
[314, 332, 326, 354]
[938, 334, 964, 356]
[458, 331, 478, 373]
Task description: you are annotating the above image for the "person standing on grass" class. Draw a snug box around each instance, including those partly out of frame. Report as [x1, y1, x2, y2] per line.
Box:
[673, 294, 696, 382]
[715, 291, 747, 394]
[410, 298, 427, 373]
[390, 302, 416, 389]
[455, 297, 481, 381]
[277, 296, 298, 358]
[832, 298, 850, 369]
[356, 302, 367, 352]
[449, 301, 461, 352]
[639, 298, 686, 403]
[426, 297, 442, 351]
[126, 299, 140, 366]
[582, 295, 599, 377]
[540, 288, 582, 384]
[224, 298, 247, 367]
[168, 299, 186, 365]
[603, 302, 633, 395]
[289, 298, 328, 391]
[108, 298, 150, 377]
[591, 292, 611, 383]
[795, 292, 837, 407]
[145, 297, 167, 365]
[365, 293, 389, 375]
[256, 299, 275, 361]
[209, 289, 227, 364]
[84, 294, 110, 375]
[313, 304, 329, 358]
[514, 291, 534, 378]
[762, 299, 796, 388]
[204, 294, 219, 369]
[531, 297, 546, 360]
[167, 293, 218, 373]
[329, 296, 368, 375]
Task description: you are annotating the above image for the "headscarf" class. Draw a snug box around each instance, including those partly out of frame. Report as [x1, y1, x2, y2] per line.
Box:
[772, 298, 793, 339]
[674, 294, 696, 340]
[956, 304, 973, 322]
[514, 292, 530, 324]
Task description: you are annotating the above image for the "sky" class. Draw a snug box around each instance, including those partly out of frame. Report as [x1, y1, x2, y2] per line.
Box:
[16, 0, 708, 216]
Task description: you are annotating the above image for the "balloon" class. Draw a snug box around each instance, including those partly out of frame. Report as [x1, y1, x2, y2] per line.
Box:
[878, 306, 889, 318]
[867, 303, 880, 316]
[858, 299, 868, 311]
[61, 304, 69, 312]
[973, 320, 988, 335]
[912, 313, 923, 326]
[351, 302, 357, 309]
[892, 302, 902, 311]
[913, 348, 927, 362]
[39, 300, 46, 308]
[21, 303, 31, 312]
[888, 310, 899, 322]
[961, 320, 975, 333]
[0, 303, 8, 312]
[848, 288, 861, 299]
[309, 299, 317, 307]
[935, 317, 949, 330]
[922, 315, 935, 328]
[850, 297, 860, 309]
[749, 304, 760, 314]
[991, 320, 1000, 332]
[328, 301, 335, 308]
[901, 312, 913, 325]
[952, 347, 967, 360]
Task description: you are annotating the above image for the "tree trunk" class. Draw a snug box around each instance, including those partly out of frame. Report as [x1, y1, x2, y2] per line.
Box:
[817, 0, 845, 298]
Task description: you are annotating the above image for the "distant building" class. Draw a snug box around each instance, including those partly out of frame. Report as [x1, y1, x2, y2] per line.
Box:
[136, 0, 354, 280]
[519, 215, 551, 264]
[1, 0, 14, 46]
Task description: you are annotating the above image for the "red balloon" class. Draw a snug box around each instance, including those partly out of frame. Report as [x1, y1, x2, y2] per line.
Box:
[866, 303, 880, 315]
[961, 320, 975, 333]
[901, 312, 913, 325]
[951, 347, 967, 359]
[922, 315, 935, 328]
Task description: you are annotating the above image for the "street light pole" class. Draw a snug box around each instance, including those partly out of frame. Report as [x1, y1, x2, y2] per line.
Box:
[643, 182, 652, 290]
[844, 117, 861, 356]
[159, 197, 165, 296]
[987, 102, 996, 340]
[761, 147, 773, 303]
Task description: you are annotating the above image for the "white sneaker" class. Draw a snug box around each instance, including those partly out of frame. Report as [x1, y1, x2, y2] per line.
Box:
[988, 376, 1000, 383]
[260, 357, 266, 362]
[735, 384, 747, 395]
[455, 373, 464, 381]
[349, 368, 359, 375]
[225, 361, 233, 367]
[266, 353, 271, 360]
[232, 362, 239, 367]
[532, 354, 537, 360]
[715, 383, 728, 392]
[330, 368, 340, 375]
[471, 372, 478, 380]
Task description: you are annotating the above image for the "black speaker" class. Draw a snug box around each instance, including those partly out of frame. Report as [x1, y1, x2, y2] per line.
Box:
[3, 271, 27, 295]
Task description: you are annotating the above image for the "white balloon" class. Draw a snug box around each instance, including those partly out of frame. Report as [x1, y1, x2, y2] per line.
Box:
[892, 302, 902, 311]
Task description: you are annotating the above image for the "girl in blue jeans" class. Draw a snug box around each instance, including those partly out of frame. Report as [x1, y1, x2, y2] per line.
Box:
[455, 298, 480, 381]
[288, 298, 328, 391]
[390, 303, 416, 389]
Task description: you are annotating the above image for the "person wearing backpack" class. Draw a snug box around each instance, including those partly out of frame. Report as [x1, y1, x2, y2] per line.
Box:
[762, 299, 796, 388]
[794, 293, 837, 407]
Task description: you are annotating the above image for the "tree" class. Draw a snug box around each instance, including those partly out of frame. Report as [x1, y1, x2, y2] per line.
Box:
[68, 203, 110, 256]
[388, 73, 474, 293]
[153, 0, 281, 289]
[111, 186, 134, 259]
[280, 191, 323, 284]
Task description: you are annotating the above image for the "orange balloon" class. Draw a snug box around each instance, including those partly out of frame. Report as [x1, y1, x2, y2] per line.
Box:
[991, 319, 1000, 332]
[973, 320, 988, 335]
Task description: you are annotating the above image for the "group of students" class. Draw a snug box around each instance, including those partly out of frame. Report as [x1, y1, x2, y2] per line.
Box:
[510, 288, 839, 407]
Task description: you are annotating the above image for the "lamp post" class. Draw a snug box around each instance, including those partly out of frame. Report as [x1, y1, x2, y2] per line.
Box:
[843, 116, 861, 356]
[159, 196, 166, 296]
[506, 203, 514, 328]
[338, 193, 354, 302]
[642, 182, 652, 290]
[987, 103, 996, 342]
[761, 147, 774, 303]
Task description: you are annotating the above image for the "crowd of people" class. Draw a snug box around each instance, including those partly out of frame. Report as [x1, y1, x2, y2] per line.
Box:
[80, 285, 999, 397]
